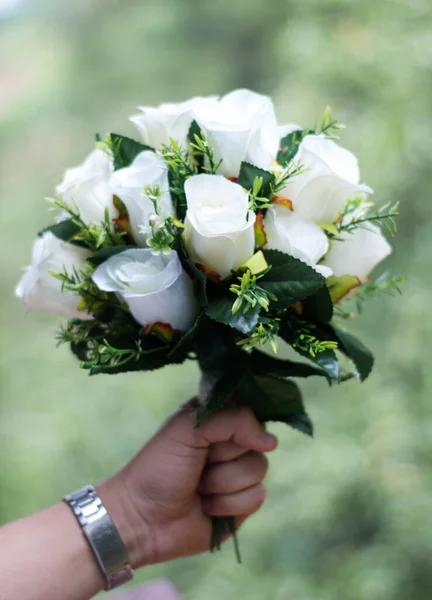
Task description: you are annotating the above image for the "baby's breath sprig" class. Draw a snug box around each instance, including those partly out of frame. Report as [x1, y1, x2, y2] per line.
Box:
[142, 184, 177, 255]
[230, 268, 277, 314]
[147, 215, 177, 255]
[237, 318, 280, 354]
[292, 326, 338, 357]
[56, 319, 104, 346]
[47, 199, 126, 249]
[80, 338, 169, 372]
[189, 131, 222, 174]
[144, 184, 163, 214]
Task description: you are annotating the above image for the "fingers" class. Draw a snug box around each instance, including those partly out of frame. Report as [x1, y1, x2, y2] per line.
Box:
[200, 450, 269, 520]
[198, 406, 278, 453]
[201, 483, 266, 517]
[207, 441, 247, 464]
[200, 451, 268, 495]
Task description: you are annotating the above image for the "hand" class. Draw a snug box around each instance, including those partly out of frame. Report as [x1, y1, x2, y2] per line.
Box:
[98, 403, 277, 568]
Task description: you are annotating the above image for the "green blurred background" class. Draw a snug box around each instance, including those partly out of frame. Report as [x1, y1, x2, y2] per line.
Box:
[1, 1, 432, 598]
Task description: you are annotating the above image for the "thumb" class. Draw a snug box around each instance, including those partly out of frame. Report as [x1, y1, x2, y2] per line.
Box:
[196, 406, 278, 453]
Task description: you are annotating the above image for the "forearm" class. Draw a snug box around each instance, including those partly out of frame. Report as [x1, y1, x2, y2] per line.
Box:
[0, 502, 104, 600]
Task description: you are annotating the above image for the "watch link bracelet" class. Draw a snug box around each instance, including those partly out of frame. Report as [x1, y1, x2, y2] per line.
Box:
[64, 485, 134, 590]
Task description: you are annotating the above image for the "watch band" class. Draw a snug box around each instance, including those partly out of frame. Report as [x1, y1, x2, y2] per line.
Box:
[64, 485, 134, 590]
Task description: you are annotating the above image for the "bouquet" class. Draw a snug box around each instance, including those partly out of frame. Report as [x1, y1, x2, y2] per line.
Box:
[16, 89, 401, 559]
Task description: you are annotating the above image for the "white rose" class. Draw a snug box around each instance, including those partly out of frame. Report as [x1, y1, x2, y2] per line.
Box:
[264, 205, 332, 277]
[320, 223, 392, 280]
[279, 134, 372, 223]
[192, 89, 280, 178]
[110, 151, 174, 247]
[56, 148, 117, 225]
[130, 96, 217, 150]
[15, 232, 92, 319]
[183, 174, 255, 279]
[91, 249, 197, 332]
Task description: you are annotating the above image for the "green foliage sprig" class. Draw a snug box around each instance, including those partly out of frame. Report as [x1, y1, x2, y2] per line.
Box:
[160, 138, 197, 220]
[147, 215, 176, 255]
[81, 338, 169, 371]
[47, 199, 126, 249]
[334, 272, 405, 319]
[49, 264, 116, 315]
[248, 176, 274, 212]
[271, 160, 306, 196]
[312, 106, 346, 140]
[237, 318, 280, 354]
[291, 324, 338, 358]
[337, 198, 399, 237]
[189, 130, 222, 174]
[143, 184, 178, 254]
[230, 268, 277, 314]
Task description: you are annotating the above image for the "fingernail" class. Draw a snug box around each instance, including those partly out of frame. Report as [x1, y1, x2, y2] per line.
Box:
[261, 432, 277, 449]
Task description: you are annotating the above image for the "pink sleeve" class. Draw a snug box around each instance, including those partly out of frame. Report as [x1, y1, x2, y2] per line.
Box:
[112, 579, 184, 600]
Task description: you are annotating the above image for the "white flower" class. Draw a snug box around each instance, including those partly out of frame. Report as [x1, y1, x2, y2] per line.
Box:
[320, 223, 392, 280]
[56, 148, 117, 225]
[15, 232, 92, 319]
[192, 89, 280, 178]
[110, 151, 174, 246]
[264, 205, 332, 277]
[279, 134, 372, 224]
[130, 96, 217, 150]
[91, 249, 197, 331]
[183, 174, 255, 279]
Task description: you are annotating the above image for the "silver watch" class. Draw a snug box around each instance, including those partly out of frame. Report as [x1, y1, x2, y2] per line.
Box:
[64, 485, 134, 590]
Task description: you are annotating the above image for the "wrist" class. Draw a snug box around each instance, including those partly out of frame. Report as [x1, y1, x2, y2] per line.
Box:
[96, 475, 153, 569]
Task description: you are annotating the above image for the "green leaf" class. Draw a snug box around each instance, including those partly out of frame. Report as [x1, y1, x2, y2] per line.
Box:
[302, 286, 334, 324]
[195, 319, 251, 421]
[204, 296, 260, 335]
[277, 129, 305, 166]
[168, 314, 202, 361]
[250, 350, 328, 380]
[237, 162, 275, 197]
[306, 348, 340, 382]
[110, 133, 154, 170]
[87, 245, 134, 267]
[261, 249, 326, 305]
[39, 219, 87, 248]
[333, 326, 374, 381]
[235, 374, 313, 436]
[196, 357, 250, 423]
[188, 119, 202, 144]
[194, 317, 239, 374]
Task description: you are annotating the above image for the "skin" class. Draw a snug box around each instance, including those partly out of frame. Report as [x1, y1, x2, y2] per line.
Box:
[0, 404, 277, 600]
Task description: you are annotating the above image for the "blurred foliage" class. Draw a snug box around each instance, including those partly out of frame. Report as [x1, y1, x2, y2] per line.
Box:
[1, 0, 432, 598]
